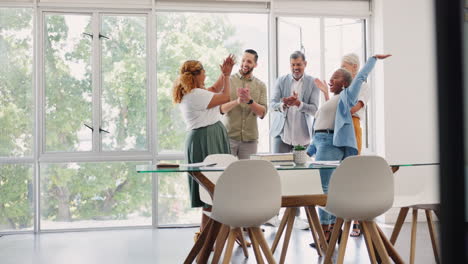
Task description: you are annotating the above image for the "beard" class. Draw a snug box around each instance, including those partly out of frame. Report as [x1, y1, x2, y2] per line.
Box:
[240, 67, 253, 76]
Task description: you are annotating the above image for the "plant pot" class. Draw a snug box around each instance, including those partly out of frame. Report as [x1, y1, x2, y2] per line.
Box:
[293, 150, 308, 165]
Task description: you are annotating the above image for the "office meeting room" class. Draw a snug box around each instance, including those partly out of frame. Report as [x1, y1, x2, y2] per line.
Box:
[0, 0, 466, 263]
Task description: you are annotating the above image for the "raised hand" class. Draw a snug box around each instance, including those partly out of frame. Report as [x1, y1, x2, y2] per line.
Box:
[314, 79, 329, 94]
[219, 54, 236, 76]
[374, 54, 392, 60]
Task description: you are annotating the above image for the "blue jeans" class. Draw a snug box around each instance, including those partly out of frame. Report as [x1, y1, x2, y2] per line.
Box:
[312, 133, 352, 225]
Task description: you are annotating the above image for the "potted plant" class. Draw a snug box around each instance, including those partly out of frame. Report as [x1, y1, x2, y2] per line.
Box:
[293, 145, 308, 165]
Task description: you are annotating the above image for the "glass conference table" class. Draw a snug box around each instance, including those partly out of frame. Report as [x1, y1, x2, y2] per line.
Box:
[137, 161, 439, 264]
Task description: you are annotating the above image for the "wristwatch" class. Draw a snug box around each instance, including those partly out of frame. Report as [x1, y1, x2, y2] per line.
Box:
[247, 99, 254, 105]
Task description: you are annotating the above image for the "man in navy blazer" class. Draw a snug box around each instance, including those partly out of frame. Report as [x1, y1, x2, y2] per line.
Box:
[270, 51, 320, 153]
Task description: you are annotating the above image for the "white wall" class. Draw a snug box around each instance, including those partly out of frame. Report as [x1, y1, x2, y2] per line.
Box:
[372, 0, 439, 222]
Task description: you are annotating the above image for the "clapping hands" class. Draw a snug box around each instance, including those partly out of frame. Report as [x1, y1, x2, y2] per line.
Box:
[282, 91, 300, 108]
[237, 85, 251, 104]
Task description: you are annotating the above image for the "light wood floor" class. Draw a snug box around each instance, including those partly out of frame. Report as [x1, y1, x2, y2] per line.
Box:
[0, 222, 438, 264]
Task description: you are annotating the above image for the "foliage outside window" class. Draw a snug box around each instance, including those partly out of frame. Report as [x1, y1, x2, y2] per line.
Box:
[0, 8, 34, 232]
[40, 162, 151, 229]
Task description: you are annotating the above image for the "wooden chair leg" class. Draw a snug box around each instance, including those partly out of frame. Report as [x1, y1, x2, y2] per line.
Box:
[184, 218, 213, 264]
[248, 228, 265, 264]
[361, 221, 377, 264]
[336, 220, 352, 264]
[307, 205, 328, 253]
[390, 207, 409, 245]
[364, 221, 391, 264]
[271, 208, 291, 253]
[252, 227, 277, 264]
[425, 209, 440, 264]
[279, 208, 296, 264]
[324, 218, 344, 264]
[410, 208, 418, 264]
[376, 224, 404, 264]
[235, 228, 249, 258]
[305, 206, 322, 256]
[212, 225, 230, 264]
[222, 229, 237, 264]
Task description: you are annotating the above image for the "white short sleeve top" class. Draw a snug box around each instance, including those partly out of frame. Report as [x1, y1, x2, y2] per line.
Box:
[179, 88, 222, 130]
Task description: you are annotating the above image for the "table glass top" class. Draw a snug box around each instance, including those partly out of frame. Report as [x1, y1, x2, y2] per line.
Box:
[136, 161, 439, 173]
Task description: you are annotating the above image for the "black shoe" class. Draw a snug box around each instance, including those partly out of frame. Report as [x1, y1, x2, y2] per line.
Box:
[309, 228, 342, 248]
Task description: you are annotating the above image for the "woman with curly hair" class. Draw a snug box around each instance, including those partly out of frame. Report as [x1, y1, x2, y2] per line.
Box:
[173, 55, 235, 237]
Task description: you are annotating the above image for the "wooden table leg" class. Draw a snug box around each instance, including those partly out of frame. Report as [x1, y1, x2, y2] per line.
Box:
[197, 220, 222, 264]
[184, 219, 214, 264]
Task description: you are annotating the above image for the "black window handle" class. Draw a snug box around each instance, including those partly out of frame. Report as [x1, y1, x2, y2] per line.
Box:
[82, 32, 93, 38]
[99, 128, 110, 134]
[99, 34, 109, 40]
[84, 124, 94, 131]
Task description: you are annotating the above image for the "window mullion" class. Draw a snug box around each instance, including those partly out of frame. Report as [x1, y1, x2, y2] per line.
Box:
[92, 12, 102, 152]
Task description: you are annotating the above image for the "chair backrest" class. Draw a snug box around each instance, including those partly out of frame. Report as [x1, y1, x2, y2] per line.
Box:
[199, 154, 238, 205]
[325, 155, 394, 221]
[392, 165, 439, 207]
[211, 160, 282, 228]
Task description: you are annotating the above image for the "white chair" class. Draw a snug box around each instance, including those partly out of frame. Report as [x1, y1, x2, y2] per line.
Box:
[271, 170, 329, 263]
[199, 154, 238, 206]
[206, 160, 282, 264]
[389, 166, 440, 264]
[198, 154, 252, 262]
[323, 155, 395, 264]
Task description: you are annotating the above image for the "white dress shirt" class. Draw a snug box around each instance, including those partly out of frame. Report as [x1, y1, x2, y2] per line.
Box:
[281, 76, 310, 146]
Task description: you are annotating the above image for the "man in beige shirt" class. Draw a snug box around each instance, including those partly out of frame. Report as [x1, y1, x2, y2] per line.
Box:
[220, 49, 267, 159]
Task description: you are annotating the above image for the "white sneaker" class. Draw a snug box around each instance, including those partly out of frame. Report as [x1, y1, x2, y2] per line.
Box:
[264, 215, 281, 227]
[294, 216, 310, 230]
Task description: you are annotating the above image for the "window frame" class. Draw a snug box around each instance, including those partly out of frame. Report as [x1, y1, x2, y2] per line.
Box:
[39, 9, 153, 158]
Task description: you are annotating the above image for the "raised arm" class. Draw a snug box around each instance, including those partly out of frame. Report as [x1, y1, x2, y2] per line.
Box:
[346, 54, 391, 105]
[207, 75, 225, 93]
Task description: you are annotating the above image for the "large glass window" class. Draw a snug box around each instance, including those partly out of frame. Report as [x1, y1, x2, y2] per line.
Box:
[40, 161, 151, 229]
[44, 14, 93, 152]
[156, 12, 269, 154]
[0, 7, 34, 232]
[157, 160, 200, 225]
[0, 164, 34, 231]
[101, 15, 148, 151]
[44, 13, 148, 153]
[0, 8, 34, 157]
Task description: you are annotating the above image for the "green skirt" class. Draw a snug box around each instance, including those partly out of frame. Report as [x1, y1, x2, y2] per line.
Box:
[186, 121, 231, 208]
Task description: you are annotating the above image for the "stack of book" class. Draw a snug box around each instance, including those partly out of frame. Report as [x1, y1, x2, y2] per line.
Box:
[250, 153, 295, 166]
